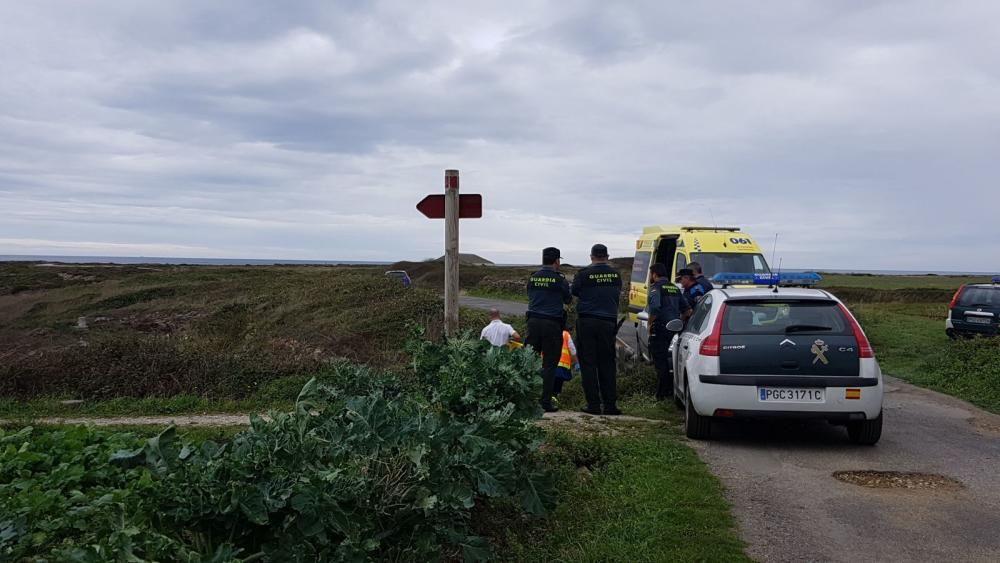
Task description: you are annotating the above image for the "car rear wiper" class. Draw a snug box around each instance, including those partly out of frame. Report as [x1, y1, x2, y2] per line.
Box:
[784, 324, 834, 333]
[964, 303, 994, 308]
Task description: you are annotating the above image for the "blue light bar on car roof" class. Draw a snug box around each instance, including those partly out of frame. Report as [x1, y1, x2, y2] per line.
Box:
[993, 276, 1000, 284]
[711, 272, 822, 286]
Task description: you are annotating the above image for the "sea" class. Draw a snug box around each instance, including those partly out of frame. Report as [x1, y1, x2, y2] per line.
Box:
[0, 255, 994, 276]
[0, 255, 392, 267]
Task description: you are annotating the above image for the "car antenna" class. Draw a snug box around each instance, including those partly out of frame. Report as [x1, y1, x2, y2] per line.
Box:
[771, 233, 779, 268]
[773, 257, 782, 293]
[710, 209, 718, 232]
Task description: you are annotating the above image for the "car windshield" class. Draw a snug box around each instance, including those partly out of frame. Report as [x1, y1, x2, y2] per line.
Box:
[722, 301, 851, 335]
[958, 286, 1000, 307]
[690, 253, 770, 277]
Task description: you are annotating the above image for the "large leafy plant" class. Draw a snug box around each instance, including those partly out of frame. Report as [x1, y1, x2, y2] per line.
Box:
[0, 335, 551, 562]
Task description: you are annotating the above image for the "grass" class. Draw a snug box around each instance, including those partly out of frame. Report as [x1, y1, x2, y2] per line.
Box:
[852, 302, 1000, 414]
[492, 426, 750, 562]
[465, 287, 528, 303]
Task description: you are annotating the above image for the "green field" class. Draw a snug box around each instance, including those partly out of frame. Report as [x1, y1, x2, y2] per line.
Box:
[819, 273, 989, 289]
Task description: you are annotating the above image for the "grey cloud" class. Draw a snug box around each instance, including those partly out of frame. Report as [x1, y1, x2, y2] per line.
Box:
[0, 1, 997, 269]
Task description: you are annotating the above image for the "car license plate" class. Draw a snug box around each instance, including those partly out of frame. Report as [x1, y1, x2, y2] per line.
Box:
[759, 388, 825, 403]
[966, 316, 991, 325]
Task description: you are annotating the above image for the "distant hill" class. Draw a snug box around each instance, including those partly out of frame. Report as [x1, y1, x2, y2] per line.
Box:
[610, 257, 634, 271]
[434, 253, 494, 266]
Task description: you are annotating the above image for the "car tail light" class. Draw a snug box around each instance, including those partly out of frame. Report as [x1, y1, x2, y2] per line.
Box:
[700, 304, 728, 356]
[949, 285, 965, 309]
[837, 303, 874, 358]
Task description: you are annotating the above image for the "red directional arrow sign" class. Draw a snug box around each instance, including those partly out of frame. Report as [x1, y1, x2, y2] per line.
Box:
[416, 194, 483, 219]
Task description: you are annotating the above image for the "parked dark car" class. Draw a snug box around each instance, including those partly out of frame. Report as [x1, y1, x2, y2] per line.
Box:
[946, 278, 1000, 338]
[385, 270, 412, 289]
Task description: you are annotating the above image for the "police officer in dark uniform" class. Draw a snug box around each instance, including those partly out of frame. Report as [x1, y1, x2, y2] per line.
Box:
[677, 268, 707, 309]
[526, 247, 572, 412]
[647, 263, 692, 400]
[689, 261, 714, 295]
[571, 244, 623, 415]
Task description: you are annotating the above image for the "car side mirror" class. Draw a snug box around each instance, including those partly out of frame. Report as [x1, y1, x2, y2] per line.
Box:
[665, 319, 684, 332]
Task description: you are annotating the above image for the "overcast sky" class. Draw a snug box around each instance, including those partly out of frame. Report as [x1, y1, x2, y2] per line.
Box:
[1, 1, 997, 270]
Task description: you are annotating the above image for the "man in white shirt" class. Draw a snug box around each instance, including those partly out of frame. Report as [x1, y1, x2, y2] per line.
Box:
[480, 308, 521, 347]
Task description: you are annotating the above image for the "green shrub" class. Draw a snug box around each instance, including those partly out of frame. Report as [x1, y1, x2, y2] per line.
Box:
[0, 336, 553, 562]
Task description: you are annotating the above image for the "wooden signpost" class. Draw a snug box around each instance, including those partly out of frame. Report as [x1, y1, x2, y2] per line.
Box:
[417, 169, 483, 336]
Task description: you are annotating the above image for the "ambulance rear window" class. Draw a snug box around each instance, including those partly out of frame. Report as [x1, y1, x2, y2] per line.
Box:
[632, 252, 651, 283]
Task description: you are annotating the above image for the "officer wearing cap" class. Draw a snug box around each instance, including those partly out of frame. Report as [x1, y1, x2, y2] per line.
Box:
[526, 247, 572, 412]
[677, 268, 707, 308]
[571, 243, 623, 415]
[647, 263, 692, 400]
[689, 261, 714, 295]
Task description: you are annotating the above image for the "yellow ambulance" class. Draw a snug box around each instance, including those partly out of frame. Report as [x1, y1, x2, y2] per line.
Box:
[627, 225, 771, 320]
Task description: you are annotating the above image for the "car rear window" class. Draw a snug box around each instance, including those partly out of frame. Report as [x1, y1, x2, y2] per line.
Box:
[958, 287, 1000, 307]
[722, 301, 851, 335]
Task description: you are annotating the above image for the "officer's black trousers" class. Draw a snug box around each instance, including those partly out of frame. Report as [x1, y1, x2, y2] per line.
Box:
[649, 329, 675, 399]
[577, 316, 618, 410]
[525, 317, 562, 409]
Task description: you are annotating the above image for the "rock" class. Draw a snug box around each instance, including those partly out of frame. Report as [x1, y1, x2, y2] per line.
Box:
[75, 316, 88, 330]
[60, 400, 85, 406]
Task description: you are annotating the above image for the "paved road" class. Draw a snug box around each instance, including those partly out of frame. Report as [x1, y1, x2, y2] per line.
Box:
[690, 377, 1000, 563]
[464, 296, 1000, 562]
[458, 294, 642, 353]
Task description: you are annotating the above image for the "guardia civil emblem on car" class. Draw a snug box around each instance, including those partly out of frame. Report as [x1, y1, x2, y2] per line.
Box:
[811, 339, 829, 365]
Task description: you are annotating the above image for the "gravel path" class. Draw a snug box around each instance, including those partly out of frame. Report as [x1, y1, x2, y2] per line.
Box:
[690, 376, 1000, 563]
[4, 414, 258, 427]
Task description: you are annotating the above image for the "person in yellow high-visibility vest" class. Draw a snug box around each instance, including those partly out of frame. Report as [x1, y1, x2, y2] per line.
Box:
[550, 330, 579, 405]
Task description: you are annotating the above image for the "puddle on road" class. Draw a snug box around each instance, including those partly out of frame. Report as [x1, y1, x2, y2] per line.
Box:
[969, 417, 1000, 437]
[833, 470, 963, 490]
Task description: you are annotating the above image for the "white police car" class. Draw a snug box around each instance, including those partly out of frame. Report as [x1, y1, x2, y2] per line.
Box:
[673, 273, 884, 445]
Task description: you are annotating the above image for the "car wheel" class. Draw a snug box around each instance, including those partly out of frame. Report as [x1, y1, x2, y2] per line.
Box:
[684, 378, 711, 440]
[847, 412, 883, 445]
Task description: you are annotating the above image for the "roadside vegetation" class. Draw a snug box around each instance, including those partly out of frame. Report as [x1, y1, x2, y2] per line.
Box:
[0, 334, 745, 562]
[2, 338, 554, 561]
[852, 302, 1000, 414]
[1, 263, 442, 403]
[495, 427, 749, 562]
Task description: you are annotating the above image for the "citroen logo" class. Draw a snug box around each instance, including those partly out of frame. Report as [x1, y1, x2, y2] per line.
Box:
[779, 338, 796, 347]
